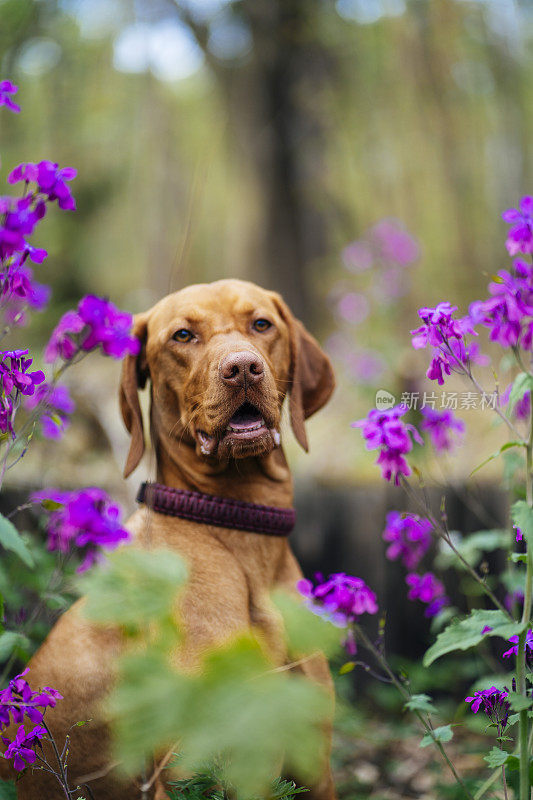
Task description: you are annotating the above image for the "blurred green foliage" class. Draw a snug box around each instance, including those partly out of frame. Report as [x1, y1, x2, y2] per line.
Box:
[80, 548, 337, 796]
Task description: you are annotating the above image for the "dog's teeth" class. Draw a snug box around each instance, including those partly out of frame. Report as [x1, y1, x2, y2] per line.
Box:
[270, 429, 281, 446]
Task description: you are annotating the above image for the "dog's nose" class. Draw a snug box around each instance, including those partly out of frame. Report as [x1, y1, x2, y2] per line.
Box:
[220, 351, 264, 387]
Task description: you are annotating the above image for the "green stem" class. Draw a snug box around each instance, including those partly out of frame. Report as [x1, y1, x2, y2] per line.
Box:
[401, 478, 512, 618]
[42, 720, 72, 799]
[518, 399, 533, 800]
[355, 625, 474, 800]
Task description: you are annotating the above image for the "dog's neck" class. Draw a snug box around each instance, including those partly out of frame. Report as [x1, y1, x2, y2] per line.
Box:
[152, 435, 294, 509]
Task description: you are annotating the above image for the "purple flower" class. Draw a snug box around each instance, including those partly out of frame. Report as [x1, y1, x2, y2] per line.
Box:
[7, 163, 39, 185]
[335, 292, 369, 324]
[0, 350, 45, 435]
[9, 161, 77, 212]
[44, 310, 85, 361]
[505, 587, 524, 613]
[25, 383, 75, 440]
[514, 391, 531, 422]
[0, 80, 20, 114]
[465, 687, 510, 732]
[0, 195, 46, 260]
[382, 512, 432, 570]
[77, 295, 141, 358]
[352, 405, 423, 485]
[32, 487, 131, 572]
[405, 572, 449, 617]
[0, 350, 45, 398]
[371, 218, 419, 266]
[502, 629, 533, 659]
[341, 240, 373, 272]
[35, 161, 77, 211]
[297, 572, 378, 642]
[1, 264, 50, 326]
[420, 407, 465, 452]
[0, 668, 63, 734]
[502, 196, 533, 256]
[411, 303, 478, 385]
[1, 724, 46, 771]
[469, 269, 532, 350]
[45, 296, 140, 363]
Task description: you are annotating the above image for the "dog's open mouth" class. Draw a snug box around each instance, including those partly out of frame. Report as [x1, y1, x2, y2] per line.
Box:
[196, 402, 280, 457]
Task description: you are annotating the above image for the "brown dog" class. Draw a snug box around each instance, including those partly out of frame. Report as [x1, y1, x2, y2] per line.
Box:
[3, 279, 336, 800]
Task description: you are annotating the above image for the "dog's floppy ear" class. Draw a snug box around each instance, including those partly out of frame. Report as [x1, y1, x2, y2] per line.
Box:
[272, 294, 335, 452]
[119, 312, 150, 478]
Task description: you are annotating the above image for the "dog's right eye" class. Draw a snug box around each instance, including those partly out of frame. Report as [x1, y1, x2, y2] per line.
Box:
[172, 329, 194, 343]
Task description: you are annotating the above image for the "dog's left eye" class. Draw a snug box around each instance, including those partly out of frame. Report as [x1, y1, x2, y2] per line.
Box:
[253, 318, 272, 332]
[172, 329, 194, 343]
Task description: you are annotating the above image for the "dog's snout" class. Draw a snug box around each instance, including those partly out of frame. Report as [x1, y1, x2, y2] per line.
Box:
[220, 351, 264, 387]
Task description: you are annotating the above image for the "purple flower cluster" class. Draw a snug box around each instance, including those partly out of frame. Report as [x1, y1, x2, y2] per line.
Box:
[465, 686, 510, 733]
[297, 572, 378, 654]
[342, 218, 419, 273]
[0, 80, 20, 114]
[502, 196, 533, 256]
[405, 572, 449, 617]
[411, 303, 482, 385]
[25, 383, 75, 440]
[2, 724, 45, 772]
[32, 487, 131, 572]
[420, 407, 465, 452]
[0, 668, 62, 771]
[470, 268, 532, 351]
[0, 349, 45, 437]
[382, 512, 432, 570]
[45, 295, 140, 363]
[352, 405, 423, 485]
[9, 161, 77, 212]
[0, 82, 78, 331]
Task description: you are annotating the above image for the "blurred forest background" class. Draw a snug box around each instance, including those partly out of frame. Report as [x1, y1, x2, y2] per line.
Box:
[1, 4, 531, 795]
[1, 0, 531, 496]
[1, 0, 531, 492]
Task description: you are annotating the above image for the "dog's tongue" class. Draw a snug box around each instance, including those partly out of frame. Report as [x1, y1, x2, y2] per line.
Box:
[227, 404, 264, 431]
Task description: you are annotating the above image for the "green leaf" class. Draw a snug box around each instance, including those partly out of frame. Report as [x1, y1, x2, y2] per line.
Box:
[484, 747, 509, 768]
[272, 591, 341, 658]
[0, 514, 33, 567]
[511, 501, 533, 545]
[0, 781, 16, 800]
[404, 693, 436, 715]
[503, 450, 523, 485]
[419, 725, 453, 748]
[449, 530, 510, 568]
[0, 630, 30, 660]
[507, 692, 533, 712]
[43, 592, 69, 610]
[80, 547, 188, 628]
[470, 442, 524, 477]
[510, 553, 527, 563]
[423, 610, 524, 667]
[111, 635, 330, 797]
[338, 662, 355, 675]
[508, 373, 533, 414]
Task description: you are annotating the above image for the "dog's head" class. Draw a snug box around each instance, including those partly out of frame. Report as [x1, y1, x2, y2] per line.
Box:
[119, 279, 335, 477]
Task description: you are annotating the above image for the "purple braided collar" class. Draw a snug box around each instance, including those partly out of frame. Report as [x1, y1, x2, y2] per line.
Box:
[136, 481, 295, 537]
